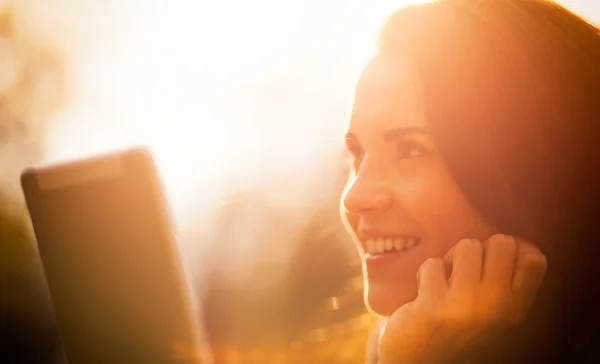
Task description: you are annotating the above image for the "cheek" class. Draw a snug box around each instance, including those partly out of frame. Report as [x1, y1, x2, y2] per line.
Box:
[395, 168, 496, 254]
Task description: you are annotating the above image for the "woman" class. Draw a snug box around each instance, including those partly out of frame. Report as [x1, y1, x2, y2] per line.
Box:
[341, 0, 600, 363]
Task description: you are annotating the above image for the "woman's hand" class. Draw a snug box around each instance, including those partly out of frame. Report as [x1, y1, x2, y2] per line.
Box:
[378, 234, 547, 364]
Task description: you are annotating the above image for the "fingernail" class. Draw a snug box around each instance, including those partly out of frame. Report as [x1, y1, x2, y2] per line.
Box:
[527, 252, 547, 263]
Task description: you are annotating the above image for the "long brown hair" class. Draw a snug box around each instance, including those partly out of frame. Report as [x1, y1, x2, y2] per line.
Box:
[377, 0, 600, 362]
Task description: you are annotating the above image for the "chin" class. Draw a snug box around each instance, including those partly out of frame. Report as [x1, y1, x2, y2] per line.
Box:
[364, 279, 417, 317]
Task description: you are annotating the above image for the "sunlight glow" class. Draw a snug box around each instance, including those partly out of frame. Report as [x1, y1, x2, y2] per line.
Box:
[20, 0, 417, 224]
[19, 0, 598, 227]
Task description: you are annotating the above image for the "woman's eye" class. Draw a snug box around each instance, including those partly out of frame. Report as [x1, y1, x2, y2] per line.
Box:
[396, 140, 428, 160]
[407, 147, 424, 158]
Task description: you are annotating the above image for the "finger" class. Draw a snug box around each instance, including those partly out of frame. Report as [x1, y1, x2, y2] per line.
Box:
[443, 244, 456, 265]
[515, 239, 542, 256]
[442, 246, 456, 284]
[417, 258, 448, 301]
[481, 234, 518, 293]
[511, 247, 547, 309]
[443, 239, 483, 293]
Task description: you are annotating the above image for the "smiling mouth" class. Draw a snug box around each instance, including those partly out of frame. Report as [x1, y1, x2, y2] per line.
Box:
[364, 236, 421, 256]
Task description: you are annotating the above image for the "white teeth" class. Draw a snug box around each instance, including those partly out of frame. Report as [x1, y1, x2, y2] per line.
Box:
[367, 240, 376, 254]
[385, 238, 394, 252]
[394, 238, 405, 251]
[365, 236, 419, 255]
[376, 239, 385, 253]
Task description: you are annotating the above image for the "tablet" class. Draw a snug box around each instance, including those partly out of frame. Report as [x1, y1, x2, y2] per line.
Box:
[21, 148, 206, 364]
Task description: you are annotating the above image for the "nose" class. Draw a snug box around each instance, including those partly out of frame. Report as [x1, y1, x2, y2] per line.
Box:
[342, 167, 394, 215]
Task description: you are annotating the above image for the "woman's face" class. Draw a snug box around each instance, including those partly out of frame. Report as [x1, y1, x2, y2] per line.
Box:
[342, 55, 496, 316]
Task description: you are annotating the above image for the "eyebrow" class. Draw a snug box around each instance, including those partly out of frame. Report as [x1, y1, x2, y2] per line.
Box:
[345, 127, 429, 143]
[383, 127, 430, 141]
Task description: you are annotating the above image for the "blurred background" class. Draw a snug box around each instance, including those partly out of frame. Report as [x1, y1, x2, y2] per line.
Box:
[1, 0, 598, 363]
